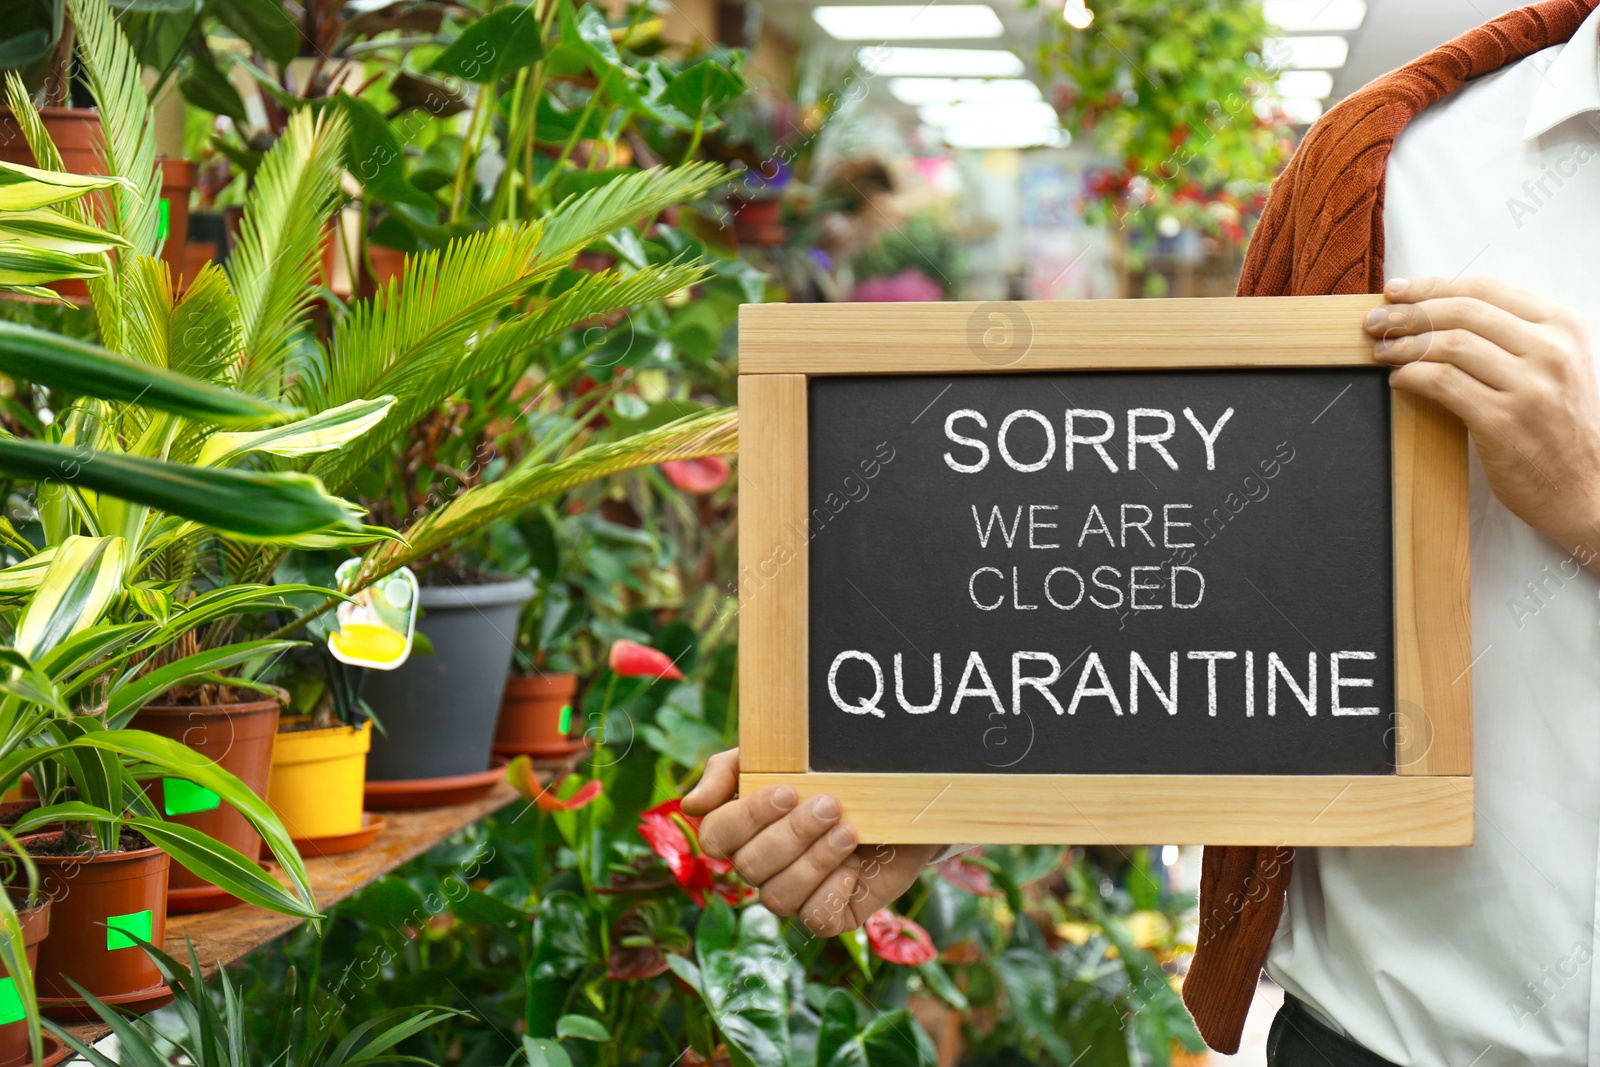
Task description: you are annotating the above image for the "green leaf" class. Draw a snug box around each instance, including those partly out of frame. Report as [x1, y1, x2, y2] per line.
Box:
[825, 1007, 937, 1067]
[197, 396, 396, 467]
[431, 6, 545, 84]
[0, 439, 368, 542]
[691, 901, 790, 1067]
[662, 57, 746, 119]
[0, 158, 129, 212]
[128, 817, 318, 917]
[331, 93, 433, 209]
[213, 0, 299, 65]
[555, 1015, 611, 1042]
[73, 730, 317, 919]
[0, 207, 130, 254]
[520, 1038, 574, 1067]
[104, 640, 298, 727]
[0, 321, 289, 426]
[0, 242, 106, 287]
[13, 536, 124, 660]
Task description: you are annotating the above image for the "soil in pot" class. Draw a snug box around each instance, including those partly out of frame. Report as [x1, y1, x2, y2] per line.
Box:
[0, 890, 50, 1067]
[131, 693, 280, 913]
[363, 577, 534, 784]
[493, 672, 580, 757]
[17, 830, 171, 1018]
[267, 718, 372, 842]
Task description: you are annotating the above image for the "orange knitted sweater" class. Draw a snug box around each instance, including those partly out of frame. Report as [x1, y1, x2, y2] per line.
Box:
[1182, 0, 1598, 1052]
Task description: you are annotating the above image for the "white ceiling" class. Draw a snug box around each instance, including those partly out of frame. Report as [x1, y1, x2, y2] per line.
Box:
[1331, 0, 1525, 99]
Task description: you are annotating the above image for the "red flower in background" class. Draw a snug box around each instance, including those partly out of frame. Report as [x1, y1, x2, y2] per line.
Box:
[865, 909, 936, 966]
[638, 799, 753, 907]
[936, 848, 996, 896]
[663, 457, 731, 494]
[507, 757, 603, 812]
[609, 639, 684, 681]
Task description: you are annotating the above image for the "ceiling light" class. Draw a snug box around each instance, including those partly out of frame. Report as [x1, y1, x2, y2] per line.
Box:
[1061, 0, 1093, 29]
[1265, 35, 1349, 70]
[1275, 70, 1334, 98]
[1263, 0, 1366, 32]
[889, 78, 1043, 105]
[919, 101, 1059, 127]
[815, 5, 1004, 40]
[1275, 96, 1325, 124]
[940, 124, 1068, 149]
[857, 46, 1025, 77]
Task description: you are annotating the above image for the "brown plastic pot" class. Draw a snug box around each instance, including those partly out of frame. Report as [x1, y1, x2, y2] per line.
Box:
[0, 892, 49, 1067]
[158, 159, 195, 277]
[493, 673, 579, 756]
[131, 694, 280, 913]
[22, 833, 170, 1019]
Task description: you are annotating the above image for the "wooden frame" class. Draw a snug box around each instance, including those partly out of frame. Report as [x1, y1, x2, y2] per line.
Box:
[738, 296, 1473, 846]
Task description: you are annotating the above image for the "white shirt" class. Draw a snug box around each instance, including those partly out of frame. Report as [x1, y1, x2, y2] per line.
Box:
[1266, 11, 1600, 1066]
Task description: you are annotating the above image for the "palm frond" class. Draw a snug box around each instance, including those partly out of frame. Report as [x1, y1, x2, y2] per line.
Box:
[228, 108, 349, 398]
[301, 164, 725, 423]
[358, 406, 737, 581]
[311, 260, 709, 493]
[67, 0, 160, 258]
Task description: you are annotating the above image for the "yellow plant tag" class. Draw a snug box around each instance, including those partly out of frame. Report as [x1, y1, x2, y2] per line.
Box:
[329, 561, 418, 671]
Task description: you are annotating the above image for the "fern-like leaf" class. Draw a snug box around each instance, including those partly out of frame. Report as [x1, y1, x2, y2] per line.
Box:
[68, 0, 160, 259]
[228, 108, 349, 398]
[357, 406, 737, 581]
[310, 260, 709, 493]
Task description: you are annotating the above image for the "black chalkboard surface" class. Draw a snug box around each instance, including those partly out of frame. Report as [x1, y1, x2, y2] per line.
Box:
[807, 368, 1394, 776]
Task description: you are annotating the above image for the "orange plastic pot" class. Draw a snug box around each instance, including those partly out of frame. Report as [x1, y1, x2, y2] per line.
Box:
[24, 834, 170, 1019]
[0, 893, 49, 1067]
[493, 673, 579, 756]
[158, 158, 195, 277]
[131, 695, 280, 912]
[0, 108, 105, 305]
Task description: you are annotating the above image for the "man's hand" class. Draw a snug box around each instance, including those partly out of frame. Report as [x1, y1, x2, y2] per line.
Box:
[682, 749, 940, 936]
[1368, 276, 1600, 567]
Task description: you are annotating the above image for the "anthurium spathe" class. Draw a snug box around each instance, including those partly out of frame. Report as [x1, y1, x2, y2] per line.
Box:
[506, 756, 603, 812]
[662, 457, 731, 494]
[865, 909, 937, 966]
[638, 799, 752, 907]
[610, 639, 684, 681]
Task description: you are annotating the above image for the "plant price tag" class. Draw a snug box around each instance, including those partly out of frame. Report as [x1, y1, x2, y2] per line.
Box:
[328, 561, 419, 671]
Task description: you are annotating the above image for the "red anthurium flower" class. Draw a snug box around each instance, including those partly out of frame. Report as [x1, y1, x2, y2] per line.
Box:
[936, 848, 995, 896]
[609, 639, 684, 681]
[662, 457, 731, 494]
[638, 799, 753, 907]
[507, 757, 603, 812]
[865, 909, 936, 966]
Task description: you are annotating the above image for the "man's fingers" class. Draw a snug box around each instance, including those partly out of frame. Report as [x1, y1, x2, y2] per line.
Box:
[1373, 327, 1519, 390]
[1382, 275, 1560, 324]
[798, 858, 864, 937]
[698, 783, 799, 860]
[681, 747, 739, 817]
[1365, 297, 1534, 369]
[1387, 360, 1500, 433]
[733, 794, 843, 884]
[755, 821, 860, 919]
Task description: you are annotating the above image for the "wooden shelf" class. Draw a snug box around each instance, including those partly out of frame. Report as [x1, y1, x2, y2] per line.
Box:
[64, 782, 523, 1046]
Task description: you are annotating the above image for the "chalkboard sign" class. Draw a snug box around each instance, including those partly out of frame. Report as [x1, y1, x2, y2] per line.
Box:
[738, 297, 1473, 846]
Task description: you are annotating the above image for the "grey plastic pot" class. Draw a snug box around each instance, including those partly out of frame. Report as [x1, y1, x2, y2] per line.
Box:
[363, 577, 535, 782]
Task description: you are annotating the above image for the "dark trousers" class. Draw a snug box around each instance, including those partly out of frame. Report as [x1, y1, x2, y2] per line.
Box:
[1267, 995, 1401, 1067]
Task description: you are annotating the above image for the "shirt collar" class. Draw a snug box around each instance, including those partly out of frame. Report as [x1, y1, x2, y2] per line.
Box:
[1523, 4, 1600, 140]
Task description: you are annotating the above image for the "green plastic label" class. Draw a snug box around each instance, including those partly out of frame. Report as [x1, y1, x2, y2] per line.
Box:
[0, 977, 23, 1025]
[558, 704, 572, 734]
[157, 197, 170, 243]
[163, 777, 221, 815]
[106, 909, 153, 951]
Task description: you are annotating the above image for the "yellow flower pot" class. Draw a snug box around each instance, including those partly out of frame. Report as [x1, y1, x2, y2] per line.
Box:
[266, 719, 372, 840]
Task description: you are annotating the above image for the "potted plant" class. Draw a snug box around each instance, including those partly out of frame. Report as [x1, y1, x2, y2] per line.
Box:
[487, 508, 660, 758]
[0, 885, 53, 1067]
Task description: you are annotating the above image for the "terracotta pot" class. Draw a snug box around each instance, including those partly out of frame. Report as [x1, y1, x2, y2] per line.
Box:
[158, 159, 195, 277]
[0, 107, 103, 177]
[730, 197, 781, 229]
[364, 243, 406, 292]
[22, 834, 170, 1017]
[0, 108, 105, 304]
[0, 893, 49, 1067]
[493, 673, 579, 755]
[131, 695, 280, 913]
